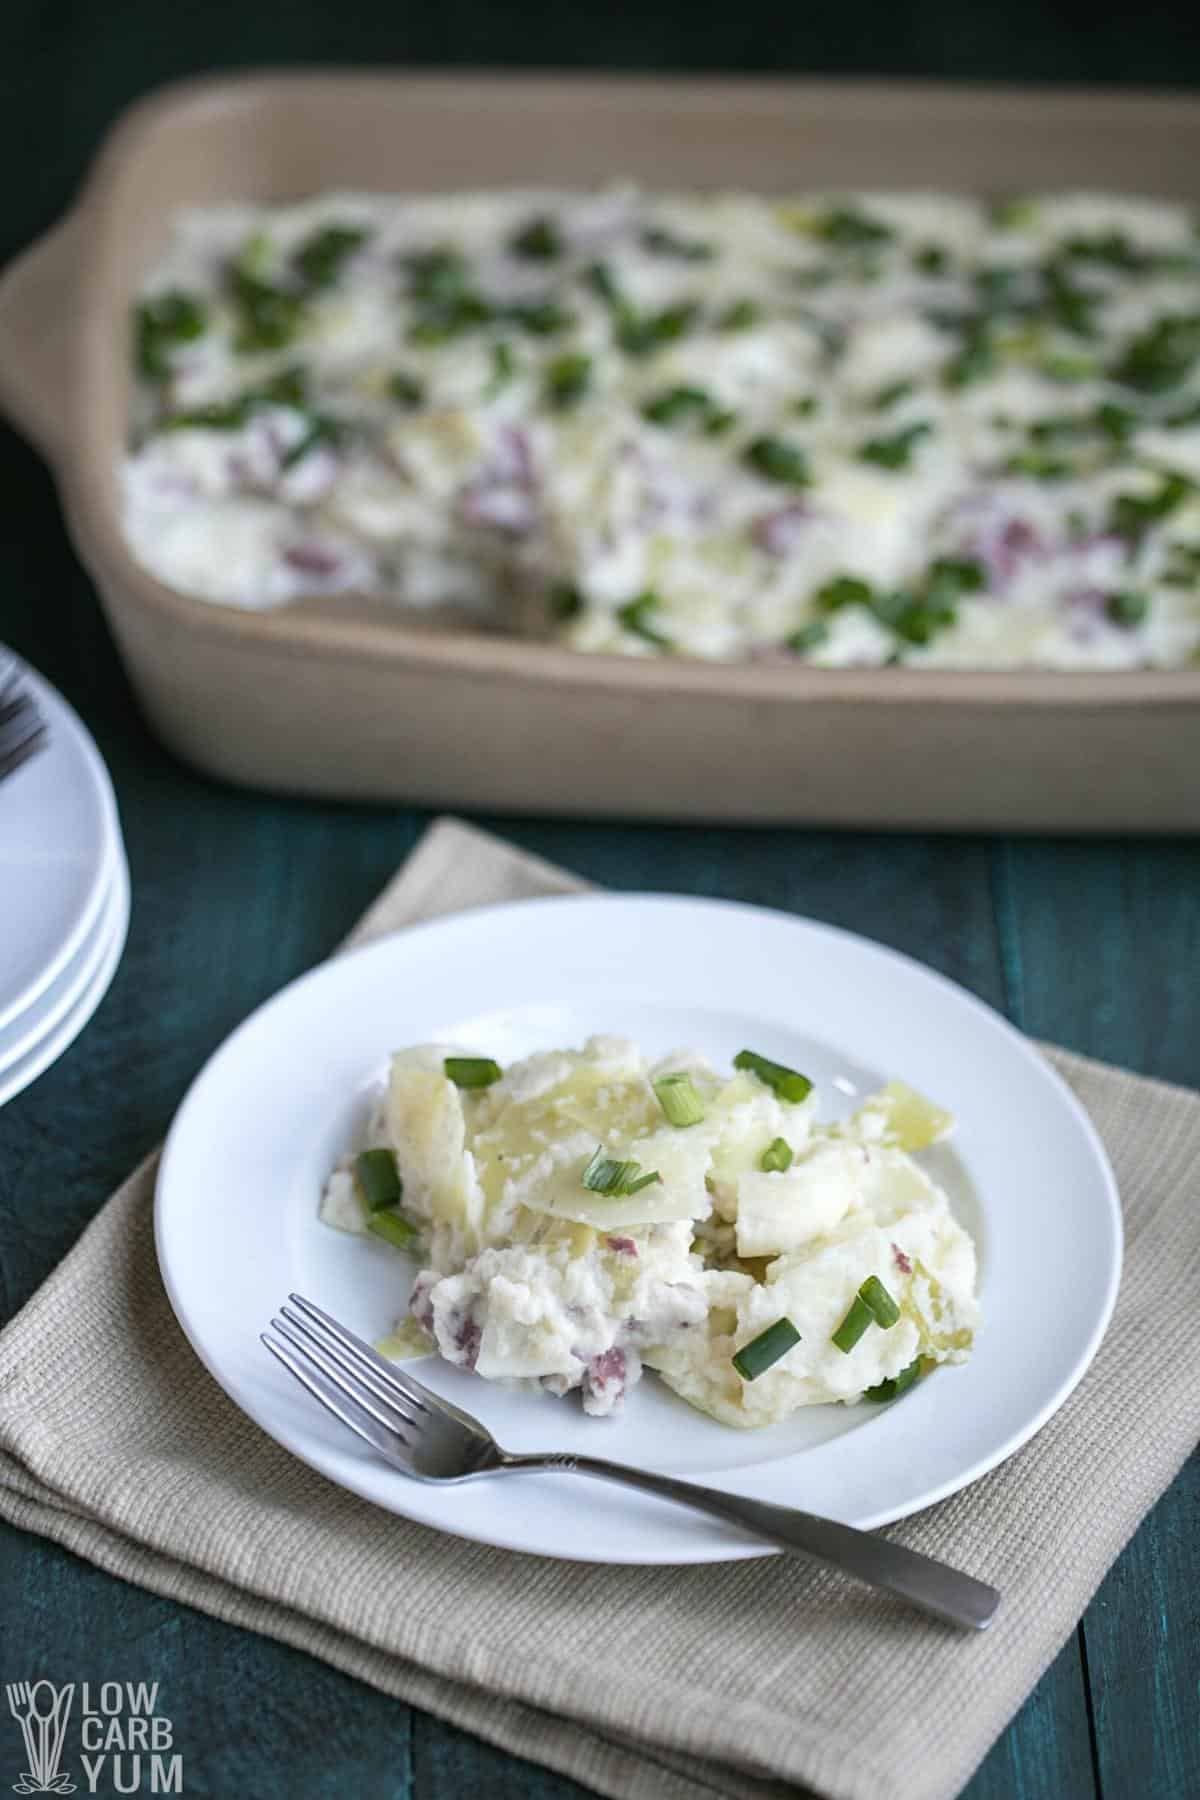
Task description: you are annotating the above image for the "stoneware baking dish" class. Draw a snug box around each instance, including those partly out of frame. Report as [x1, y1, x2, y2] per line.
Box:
[2, 71, 1198, 829]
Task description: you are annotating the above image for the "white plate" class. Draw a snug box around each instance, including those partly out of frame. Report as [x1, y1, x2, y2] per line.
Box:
[156, 895, 1121, 1565]
[0, 849, 126, 1074]
[0, 656, 122, 1032]
[0, 849, 130, 1109]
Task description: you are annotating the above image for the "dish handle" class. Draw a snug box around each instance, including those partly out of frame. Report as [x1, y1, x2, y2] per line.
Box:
[0, 211, 85, 465]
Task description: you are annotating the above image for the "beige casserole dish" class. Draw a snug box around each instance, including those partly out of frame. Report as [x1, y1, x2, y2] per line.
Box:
[2, 70, 1199, 829]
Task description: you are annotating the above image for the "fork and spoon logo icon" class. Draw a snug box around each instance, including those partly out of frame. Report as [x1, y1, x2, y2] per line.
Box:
[4, 1684, 75, 1794]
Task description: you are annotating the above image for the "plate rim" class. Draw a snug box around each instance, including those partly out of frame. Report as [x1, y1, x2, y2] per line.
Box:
[0, 848, 131, 1108]
[155, 890, 1123, 1564]
[0, 659, 123, 1032]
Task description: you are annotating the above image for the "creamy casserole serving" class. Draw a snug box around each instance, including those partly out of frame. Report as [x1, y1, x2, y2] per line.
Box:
[126, 189, 1200, 667]
[320, 1038, 977, 1427]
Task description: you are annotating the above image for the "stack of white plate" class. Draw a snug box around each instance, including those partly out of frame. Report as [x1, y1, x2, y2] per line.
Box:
[0, 655, 130, 1107]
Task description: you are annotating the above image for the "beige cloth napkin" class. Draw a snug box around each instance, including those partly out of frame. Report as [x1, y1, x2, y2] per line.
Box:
[2, 817, 1198, 1800]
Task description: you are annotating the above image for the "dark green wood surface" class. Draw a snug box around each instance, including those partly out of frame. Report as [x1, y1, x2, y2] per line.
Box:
[0, 7, 1197, 1795]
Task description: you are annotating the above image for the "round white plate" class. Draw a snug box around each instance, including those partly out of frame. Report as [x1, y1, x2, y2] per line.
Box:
[0, 848, 131, 1109]
[0, 657, 122, 1032]
[156, 894, 1121, 1565]
[0, 847, 127, 1074]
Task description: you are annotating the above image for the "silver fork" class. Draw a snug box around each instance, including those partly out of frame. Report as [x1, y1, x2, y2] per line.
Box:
[0, 666, 48, 782]
[263, 1295, 1000, 1630]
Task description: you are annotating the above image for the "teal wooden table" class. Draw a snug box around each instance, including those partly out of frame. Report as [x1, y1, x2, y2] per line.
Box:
[1, 9, 1198, 1794]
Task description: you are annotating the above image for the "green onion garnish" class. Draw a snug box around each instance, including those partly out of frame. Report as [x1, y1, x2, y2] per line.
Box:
[815, 207, 894, 248]
[732, 1317, 801, 1382]
[280, 414, 342, 470]
[873, 380, 915, 410]
[1112, 313, 1200, 393]
[718, 298, 759, 332]
[913, 244, 949, 275]
[640, 225, 715, 262]
[510, 215, 563, 260]
[733, 1050, 813, 1103]
[581, 1147, 662, 1197]
[641, 385, 714, 428]
[584, 260, 621, 306]
[1106, 590, 1149, 628]
[388, 371, 425, 409]
[616, 301, 698, 356]
[1004, 450, 1073, 482]
[367, 1210, 419, 1250]
[831, 1294, 874, 1354]
[863, 1357, 924, 1403]
[228, 264, 305, 354]
[443, 1056, 503, 1089]
[815, 574, 874, 614]
[786, 620, 829, 655]
[1110, 472, 1192, 538]
[292, 224, 368, 290]
[135, 289, 208, 380]
[859, 1275, 901, 1328]
[858, 421, 933, 471]
[507, 299, 574, 336]
[549, 583, 584, 622]
[355, 1148, 403, 1213]
[545, 352, 592, 409]
[617, 591, 672, 648]
[942, 322, 995, 389]
[759, 1137, 794, 1173]
[486, 341, 517, 396]
[744, 436, 811, 487]
[652, 1073, 706, 1128]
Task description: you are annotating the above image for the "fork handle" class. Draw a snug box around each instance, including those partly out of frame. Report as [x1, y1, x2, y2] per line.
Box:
[501, 1452, 999, 1630]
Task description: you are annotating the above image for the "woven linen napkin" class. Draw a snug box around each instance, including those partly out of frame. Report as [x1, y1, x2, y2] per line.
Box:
[2, 818, 1198, 1800]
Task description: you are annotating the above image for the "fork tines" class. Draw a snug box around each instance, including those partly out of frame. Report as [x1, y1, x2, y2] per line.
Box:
[262, 1294, 431, 1457]
[0, 668, 48, 782]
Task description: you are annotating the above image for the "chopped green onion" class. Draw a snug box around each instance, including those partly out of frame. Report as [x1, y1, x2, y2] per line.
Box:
[793, 394, 821, 419]
[1112, 313, 1200, 392]
[873, 380, 915, 410]
[786, 620, 829, 655]
[292, 224, 368, 290]
[732, 1317, 801, 1381]
[641, 385, 714, 427]
[943, 322, 995, 389]
[831, 1294, 874, 1354]
[913, 244, 949, 275]
[581, 1147, 662, 1197]
[873, 591, 958, 647]
[389, 370, 426, 409]
[355, 1148, 403, 1212]
[1106, 590, 1149, 628]
[616, 301, 699, 356]
[545, 352, 592, 409]
[641, 225, 715, 261]
[1004, 450, 1073, 482]
[859, 1275, 901, 1328]
[759, 1137, 794, 1173]
[815, 207, 894, 248]
[280, 414, 342, 470]
[135, 289, 208, 380]
[443, 1056, 503, 1089]
[744, 436, 811, 487]
[1110, 472, 1192, 538]
[718, 298, 759, 332]
[486, 341, 517, 396]
[733, 1049, 813, 1104]
[703, 407, 739, 436]
[653, 1073, 707, 1127]
[858, 421, 933, 470]
[926, 556, 985, 595]
[405, 246, 470, 307]
[990, 196, 1038, 230]
[549, 583, 584, 621]
[815, 574, 874, 614]
[863, 1356, 924, 1402]
[506, 299, 574, 336]
[584, 260, 621, 306]
[617, 591, 671, 648]
[228, 265, 305, 353]
[510, 215, 563, 259]
[367, 1210, 419, 1250]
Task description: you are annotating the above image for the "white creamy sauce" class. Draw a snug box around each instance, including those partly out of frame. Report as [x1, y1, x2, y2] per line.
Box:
[126, 189, 1200, 667]
[320, 1039, 977, 1427]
